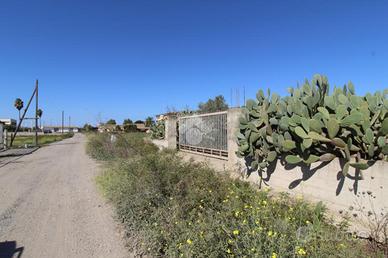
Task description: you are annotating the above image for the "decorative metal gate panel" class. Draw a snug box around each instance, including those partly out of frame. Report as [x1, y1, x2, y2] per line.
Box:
[178, 111, 228, 159]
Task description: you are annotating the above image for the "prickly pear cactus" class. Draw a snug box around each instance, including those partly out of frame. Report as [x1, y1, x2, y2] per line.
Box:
[237, 74, 388, 178]
[151, 120, 166, 140]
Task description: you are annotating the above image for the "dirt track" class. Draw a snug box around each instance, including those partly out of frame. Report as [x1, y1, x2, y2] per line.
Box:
[0, 134, 130, 258]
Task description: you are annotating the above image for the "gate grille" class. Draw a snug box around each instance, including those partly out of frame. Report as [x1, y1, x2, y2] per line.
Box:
[178, 111, 228, 159]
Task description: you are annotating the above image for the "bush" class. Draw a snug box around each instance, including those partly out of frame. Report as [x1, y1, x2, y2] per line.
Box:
[86, 132, 158, 160]
[88, 133, 385, 257]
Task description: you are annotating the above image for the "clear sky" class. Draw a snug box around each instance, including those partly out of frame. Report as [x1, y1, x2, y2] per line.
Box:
[1, 0, 387, 126]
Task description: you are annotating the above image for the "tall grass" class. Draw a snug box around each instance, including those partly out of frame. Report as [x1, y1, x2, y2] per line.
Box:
[88, 133, 385, 257]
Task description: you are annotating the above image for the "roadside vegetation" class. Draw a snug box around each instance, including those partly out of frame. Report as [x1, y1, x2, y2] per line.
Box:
[87, 132, 385, 257]
[11, 133, 74, 147]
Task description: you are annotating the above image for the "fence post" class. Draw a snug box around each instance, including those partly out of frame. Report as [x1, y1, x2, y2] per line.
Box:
[227, 108, 244, 171]
[166, 115, 178, 149]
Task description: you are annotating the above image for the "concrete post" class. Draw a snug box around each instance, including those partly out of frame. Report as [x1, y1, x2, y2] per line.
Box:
[166, 115, 178, 149]
[227, 108, 244, 171]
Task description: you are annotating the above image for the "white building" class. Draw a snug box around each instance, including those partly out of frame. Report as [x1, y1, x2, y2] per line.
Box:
[0, 118, 17, 126]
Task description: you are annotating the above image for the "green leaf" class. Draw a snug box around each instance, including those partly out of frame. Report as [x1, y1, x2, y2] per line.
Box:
[380, 118, 388, 135]
[238, 144, 249, 152]
[377, 136, 386, 148]
[304, 155, 320, 164]
[368, 144, 375, 158]
[327, 118, 340, 139]
[308, 131, 331, 142]
[349, 162, 370, 170]
[303, 138, 313, 148]
[309, 119, 323, 133]
[364, 128, 374, 144]
[331, 138, 346, 148]
[301, 117, 310, 132]
[285, 155, 302, 164]
[283, 140, 296, 150]
[318, 107, 330, 120]
[267, 151, 277, 162]
[251, 160, 259, 170]
[295, 126, 308, 139]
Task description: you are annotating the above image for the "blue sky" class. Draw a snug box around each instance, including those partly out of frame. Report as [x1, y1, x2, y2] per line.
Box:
[1, 0, 387, 126]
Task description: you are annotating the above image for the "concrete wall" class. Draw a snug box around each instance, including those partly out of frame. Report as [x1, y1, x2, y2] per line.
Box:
[165, 115, 178, 149]
[160, 108, 388, 236]
[0, 123, 3, 149]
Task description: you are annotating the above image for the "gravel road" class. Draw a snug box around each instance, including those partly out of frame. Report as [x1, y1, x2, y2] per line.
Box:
[0, 134, 130, 258]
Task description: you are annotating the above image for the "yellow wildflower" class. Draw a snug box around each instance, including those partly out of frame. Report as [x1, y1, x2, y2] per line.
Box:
[243, 219, 247, 224]
[268, 230, 273, 237]
[305, 220, 310, 224]
[271, 252, 277, 258]
[227, 239, 233, 244]
[186, 239, 193, 245]
[233, 230, 239, 235]
[227, 248, 232, 254]
[296, 247, 307, 256]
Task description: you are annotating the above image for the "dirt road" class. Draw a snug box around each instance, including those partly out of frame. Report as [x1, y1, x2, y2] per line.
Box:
[0, 134, 129, 258]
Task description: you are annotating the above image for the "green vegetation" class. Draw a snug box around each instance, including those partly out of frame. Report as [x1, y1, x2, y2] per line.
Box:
[87, 133, 384, 257]
[150, 120, 165, 139]
[238, 74, 387, 178]
[11, 133, 74, 147]
[106, 119, 117, 125]
[198, 95, 229, 114]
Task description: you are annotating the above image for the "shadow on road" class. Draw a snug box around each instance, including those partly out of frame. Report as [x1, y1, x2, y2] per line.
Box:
[0, 241, 24, 258]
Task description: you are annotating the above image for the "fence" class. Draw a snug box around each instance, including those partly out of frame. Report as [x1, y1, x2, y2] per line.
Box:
[178, 111, 228, 159]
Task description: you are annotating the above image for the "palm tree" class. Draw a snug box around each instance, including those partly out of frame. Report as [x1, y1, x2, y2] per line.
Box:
[14, 98, 24, 120]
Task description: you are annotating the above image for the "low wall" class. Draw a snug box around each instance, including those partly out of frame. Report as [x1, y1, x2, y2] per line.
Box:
[159, 108, 388, 237]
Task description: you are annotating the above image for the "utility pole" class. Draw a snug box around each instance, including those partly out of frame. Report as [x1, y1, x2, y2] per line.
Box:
[35, 80, 39, 146]
[69, 116, 71, 131]
[62, 111, 64, 134]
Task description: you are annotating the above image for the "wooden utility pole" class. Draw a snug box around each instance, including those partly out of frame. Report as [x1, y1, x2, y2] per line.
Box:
[35, 80, 39, 146]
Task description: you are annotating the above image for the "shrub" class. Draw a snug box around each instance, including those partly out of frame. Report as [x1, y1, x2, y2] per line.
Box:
[151, 120, 165, 139]
[238, 75, 387, 177]
[86, 132, 158, 160]
[89, 134, 385, 257]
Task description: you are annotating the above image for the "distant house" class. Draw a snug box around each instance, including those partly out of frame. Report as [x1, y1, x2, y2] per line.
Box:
[135, 123, 150, 132]
[0, 118, 17, 126]
[97, 124, 118, 133]
[0, 121, 4, 149]
[42, 126, 79, 133]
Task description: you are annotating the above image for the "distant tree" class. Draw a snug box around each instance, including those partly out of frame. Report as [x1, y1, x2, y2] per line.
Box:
[123, 119, 133, 125]
[14, 98, 24, 120]
[106, 119, 116, 125]
[145, 117, 154, 127]
[198, 95, 229, 113]
[83, 123, 94, 132]
[135, 120, 144, 124]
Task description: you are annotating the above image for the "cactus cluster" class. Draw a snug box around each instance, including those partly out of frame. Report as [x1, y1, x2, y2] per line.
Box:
[151, 120, 166, 140]
[237, 75, 388, 176]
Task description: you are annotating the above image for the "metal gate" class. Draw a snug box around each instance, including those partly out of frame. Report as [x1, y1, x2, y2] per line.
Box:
[178, 111, 228, 159]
